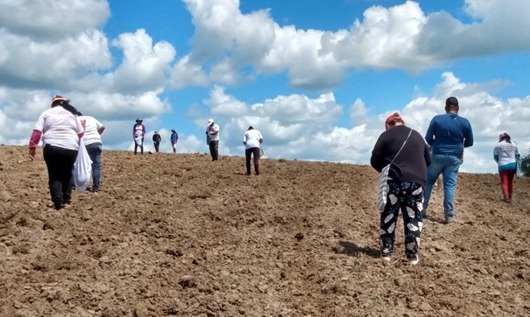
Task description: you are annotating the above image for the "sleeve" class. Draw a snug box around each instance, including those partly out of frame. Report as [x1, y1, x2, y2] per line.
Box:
[370, 135, 386, 173]
[424, 119, 435, 146]
[28, 130, 42, 149]
[464, 120, 474, 148]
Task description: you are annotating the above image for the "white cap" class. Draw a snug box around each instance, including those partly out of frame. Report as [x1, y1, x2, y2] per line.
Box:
[207, 118, 214, 124]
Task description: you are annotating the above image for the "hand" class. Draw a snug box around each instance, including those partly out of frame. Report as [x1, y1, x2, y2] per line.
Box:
[29, 148, 36, 160]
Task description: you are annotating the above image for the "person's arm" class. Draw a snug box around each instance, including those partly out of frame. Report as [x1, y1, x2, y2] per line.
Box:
[464, 121, 474, 148]
[142, 125, 146, 136]
[98, 126, 105, 135]
[370, 135, 386, 172]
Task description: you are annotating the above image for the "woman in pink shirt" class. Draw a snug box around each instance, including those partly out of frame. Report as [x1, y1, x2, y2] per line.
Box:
[28, 96, 84, 210]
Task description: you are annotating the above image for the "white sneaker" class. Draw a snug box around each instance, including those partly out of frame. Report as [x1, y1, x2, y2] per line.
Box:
[408, 256, 420, 265]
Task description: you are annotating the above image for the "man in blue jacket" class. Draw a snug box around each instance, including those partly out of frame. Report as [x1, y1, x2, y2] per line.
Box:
[424, 96, 474, 224]
[170, 129, 179, 153]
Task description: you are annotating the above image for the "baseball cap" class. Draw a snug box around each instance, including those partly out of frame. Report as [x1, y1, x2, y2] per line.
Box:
[207, 119, 214, 124]
[385, 112, 402, 126]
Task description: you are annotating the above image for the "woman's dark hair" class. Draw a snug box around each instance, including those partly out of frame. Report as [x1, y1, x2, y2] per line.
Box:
[63, 102, 82, 116]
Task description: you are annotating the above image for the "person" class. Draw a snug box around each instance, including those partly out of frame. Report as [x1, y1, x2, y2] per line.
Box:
[243, 126, 263, 175]
[424, 96, 474, 224]
[133, 118, 145, 155]
[170, 129, 179, 153]
[79, 113, 105, 193]
[28, 95, 84, 210]
[152, 131, 161, 153]
[493, 132, 520, 203]
[206, 118, 220, 161]
[370, 113, 430, 265]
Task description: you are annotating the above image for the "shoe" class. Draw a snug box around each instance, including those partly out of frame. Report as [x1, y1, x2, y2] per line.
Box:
[444, 217, 454, 224]
[407, 255, 420, 265]
[382, 255, 392, 262]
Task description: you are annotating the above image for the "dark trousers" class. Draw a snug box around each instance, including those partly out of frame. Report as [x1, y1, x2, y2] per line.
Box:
[209, 141, 219, 160]
[380, 181, 424, 259]
[43, 145, 78, 209]
[245, 147, 260, 175]
[154, 142, 160, 152]
[134, 137, 144, 155]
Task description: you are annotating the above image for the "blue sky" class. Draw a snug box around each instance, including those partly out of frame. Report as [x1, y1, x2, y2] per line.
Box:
[1, 0, 530, 173]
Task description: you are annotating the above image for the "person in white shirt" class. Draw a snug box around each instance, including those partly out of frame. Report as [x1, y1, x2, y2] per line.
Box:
[28, 95, 84, 210]
[79, 114, 105, 193]
[493, 132, 520, 203]
[243, 126, 263, 175]
[206, 118, 220, 161]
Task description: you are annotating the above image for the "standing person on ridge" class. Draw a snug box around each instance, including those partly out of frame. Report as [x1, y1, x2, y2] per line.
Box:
[423, 96, 474, 224]
[243, 126, 263, 175]
[28, 95, 84, 210]
[79, 113, 105, 193]
[152, 131, 161, 153]
[170, 129, 179, 153]
[493, 132, 520, 203]
[206, 118, 220, 161]
[370, 112, 430, 265]
[133, 118, 145, 155]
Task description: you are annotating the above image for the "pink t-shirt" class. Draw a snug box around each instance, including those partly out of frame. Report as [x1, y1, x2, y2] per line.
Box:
[33, 106, 84, 150]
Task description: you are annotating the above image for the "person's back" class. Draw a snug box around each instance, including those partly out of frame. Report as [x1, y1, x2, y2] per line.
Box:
[243, 129, 263, 149]
[80, 115, 104, 146]
[426, 113, 473, 158]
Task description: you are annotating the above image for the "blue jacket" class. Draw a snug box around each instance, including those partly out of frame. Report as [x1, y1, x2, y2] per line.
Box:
[170, 132, 179, 144]
[425, 113, 473, 158]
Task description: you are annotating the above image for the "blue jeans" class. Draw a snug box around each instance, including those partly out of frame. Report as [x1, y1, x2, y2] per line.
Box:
[85, 142, 102, 192]
[424, 154, 462, 219]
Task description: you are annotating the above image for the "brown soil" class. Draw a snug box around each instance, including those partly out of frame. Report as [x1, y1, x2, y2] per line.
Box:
[1, 145, 529, 317]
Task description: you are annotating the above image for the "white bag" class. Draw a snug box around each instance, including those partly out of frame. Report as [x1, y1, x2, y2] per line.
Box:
[73, 137, 92, 192]
[134, 135, 143, 146]
[376, 164, 391, 212]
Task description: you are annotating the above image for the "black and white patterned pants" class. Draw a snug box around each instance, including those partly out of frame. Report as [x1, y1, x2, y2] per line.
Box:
[380, 181, 424, 259]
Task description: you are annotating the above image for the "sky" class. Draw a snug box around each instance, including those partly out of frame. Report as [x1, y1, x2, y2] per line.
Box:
[1, 0, 530, 174]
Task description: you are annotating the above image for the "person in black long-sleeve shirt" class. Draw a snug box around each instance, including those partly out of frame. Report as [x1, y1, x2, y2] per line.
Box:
[370, 112, 430, 265]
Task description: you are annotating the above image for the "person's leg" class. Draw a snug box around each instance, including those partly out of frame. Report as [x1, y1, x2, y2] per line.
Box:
[401, 182, 423, 264]
[209, 142, 215, 160]
[380, 181, 401, 259]
[245, 149, 252, 174]
[506, 169, 516, 201]
[60, 148, 78, 204]
[172, 143, 176, 153]
[212, 141, 219, 160]
[86, 143, 102, 192]
[134, 141, 138, 155]
[140, 137, 144, 154]
[252, 147, 260, 175]
[43, 145, 65, 209]
[499, 170, 509, 201]
[423, 155, 444, 215]
[154, 143, 159, 152]
[441, 155, 462, 221]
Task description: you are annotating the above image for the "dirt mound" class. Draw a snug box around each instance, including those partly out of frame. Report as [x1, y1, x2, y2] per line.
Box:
[1, 145, 529, 317]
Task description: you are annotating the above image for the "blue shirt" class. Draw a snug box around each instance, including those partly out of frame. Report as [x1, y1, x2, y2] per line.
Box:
[425, 113, 473, 158]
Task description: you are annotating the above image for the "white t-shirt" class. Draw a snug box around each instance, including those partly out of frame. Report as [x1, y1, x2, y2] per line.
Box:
[34, 106, 84, 150]
[79, 115, 104, 146]
[493, 141, 519, 167]
[207, 123, 220, 141]
[243, 129, 263, 149]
